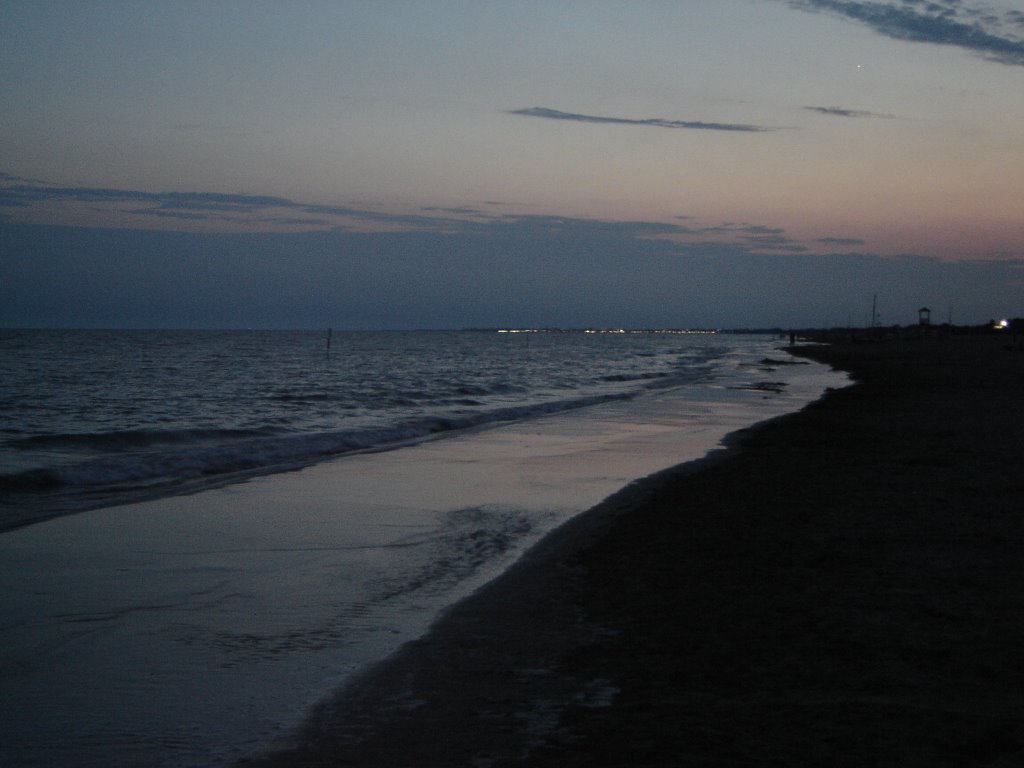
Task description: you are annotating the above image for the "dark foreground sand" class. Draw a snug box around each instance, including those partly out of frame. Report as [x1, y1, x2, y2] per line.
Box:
[242, 335, 1024, 767]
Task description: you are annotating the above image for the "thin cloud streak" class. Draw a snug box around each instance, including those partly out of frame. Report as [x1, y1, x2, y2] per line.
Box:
[804, 105, 894, 118]
[0, 178, 838, 258]
[819, 236, 867, 246]
[784, 0, 1024, 66]
[509, 107, 776, 133]
[0, 182, 487, 232]
[0, 180, 807, 250]
[0, 185, 294, 211]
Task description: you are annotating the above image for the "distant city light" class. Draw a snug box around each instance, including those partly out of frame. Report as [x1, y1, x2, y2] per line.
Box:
[496, 328, 718, 335]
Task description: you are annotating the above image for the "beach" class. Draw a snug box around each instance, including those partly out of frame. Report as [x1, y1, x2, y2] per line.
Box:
[1, 332, 846, 768]
[243, 334, 1024, 767]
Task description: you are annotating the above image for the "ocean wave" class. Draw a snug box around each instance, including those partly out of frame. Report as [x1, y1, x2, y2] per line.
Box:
[6, 427, 279, 452]
[0, 467, 63, 492]
[601, 371, 667, 383]
[0, 331, 752, 530]
[0, 391, 638, 497]
[373, 506, 536, 601]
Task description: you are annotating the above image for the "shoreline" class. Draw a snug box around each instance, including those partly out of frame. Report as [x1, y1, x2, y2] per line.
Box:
[0, 333, 814, 537]
[2, 336, 839, 768]
[241, 334, 1024, 767]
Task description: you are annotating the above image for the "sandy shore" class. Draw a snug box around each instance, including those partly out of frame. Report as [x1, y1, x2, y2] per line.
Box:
[241, 335, 1024, 767]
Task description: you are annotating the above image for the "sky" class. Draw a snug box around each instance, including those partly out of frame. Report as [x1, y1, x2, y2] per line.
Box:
[1, 0, 1023, 329]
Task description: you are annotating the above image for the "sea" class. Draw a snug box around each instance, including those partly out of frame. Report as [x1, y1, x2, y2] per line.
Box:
[0, 329, 847, 767]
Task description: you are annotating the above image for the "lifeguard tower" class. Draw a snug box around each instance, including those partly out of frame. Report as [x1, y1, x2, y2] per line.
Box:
[918, 307, 931, 327]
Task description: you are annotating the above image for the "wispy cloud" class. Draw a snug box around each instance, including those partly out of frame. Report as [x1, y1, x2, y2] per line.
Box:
[0, 182, 480, 232]
[0, 185, 293, 212]
[509, 107, 776, 133]
[0, 171, 51, 185]
[819, 236, 867, 246]
[783, 1, 1024, 66]
[804, 105, 894, 118]
[1, 177, 828, 257]
[666, 221, 810, 252]
[420, 206, 489, 216]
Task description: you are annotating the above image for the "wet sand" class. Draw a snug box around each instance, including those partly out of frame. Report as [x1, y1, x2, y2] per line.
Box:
[242, 335, 1024, 767]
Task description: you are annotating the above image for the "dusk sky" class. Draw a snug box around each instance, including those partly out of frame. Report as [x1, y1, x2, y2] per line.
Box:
[2, 0, 1023, 329]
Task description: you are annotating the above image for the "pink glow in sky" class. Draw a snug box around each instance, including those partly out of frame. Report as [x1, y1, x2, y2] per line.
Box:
[2, 1, 1022, 328]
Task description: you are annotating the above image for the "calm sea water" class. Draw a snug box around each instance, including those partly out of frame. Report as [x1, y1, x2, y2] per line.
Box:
[2, 329, 748, 530]
[0, 329, 846, 768]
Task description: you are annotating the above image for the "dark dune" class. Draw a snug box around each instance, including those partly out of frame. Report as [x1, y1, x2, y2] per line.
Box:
[242, 335, 1024, 767]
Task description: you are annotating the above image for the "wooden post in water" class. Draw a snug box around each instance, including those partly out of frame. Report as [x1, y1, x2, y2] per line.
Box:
[326, 328, 332, 356]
